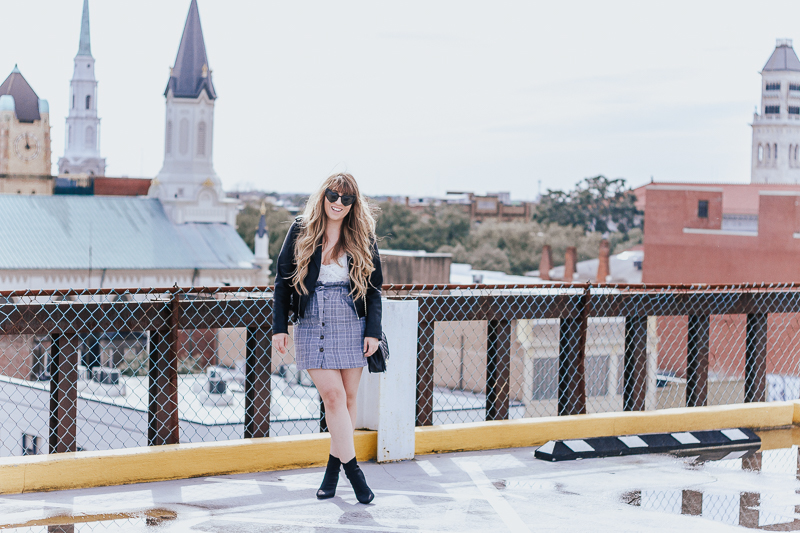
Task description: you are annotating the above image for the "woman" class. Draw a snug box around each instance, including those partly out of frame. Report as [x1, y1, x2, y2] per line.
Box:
[273, 172, 382, 504]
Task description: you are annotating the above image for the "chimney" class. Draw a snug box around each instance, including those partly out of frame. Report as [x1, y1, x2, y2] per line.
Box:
[564, 246, 577, 282]
[597, 239, 610, 282]
[539, 245, 552, 280]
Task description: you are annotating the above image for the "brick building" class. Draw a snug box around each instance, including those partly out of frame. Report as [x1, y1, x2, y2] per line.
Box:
[640, 182, 800, 399]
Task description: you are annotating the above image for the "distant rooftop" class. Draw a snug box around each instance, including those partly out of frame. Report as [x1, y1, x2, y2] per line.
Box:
[763, 38, 800, 72]
[0, 66, 41, 122]
[0, 196, 253, 270]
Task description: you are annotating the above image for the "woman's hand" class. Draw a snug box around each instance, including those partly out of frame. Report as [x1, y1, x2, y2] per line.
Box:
[273, 333, 290, 355]
[364, 336, 380, 357]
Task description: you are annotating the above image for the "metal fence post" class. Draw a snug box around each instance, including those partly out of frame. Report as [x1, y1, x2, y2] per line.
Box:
[148, 293, 180, 446]
[558, 288, 589, 416]
[687, 314, 710, 407]
[245, 326, 272, 439]
[486, 319, 511, 420]
[745, 313, 768, 403]
[416, 319, 435, 426]
[623, 315, 648, 411]
[49, 333, 78, 454]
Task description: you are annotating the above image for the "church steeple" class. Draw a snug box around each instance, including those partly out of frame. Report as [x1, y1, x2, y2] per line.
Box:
[165, 0, 216, 100]
[58, 0, 105, 176]
[77, 0, 92, 57]
[150, 0, 237, 227]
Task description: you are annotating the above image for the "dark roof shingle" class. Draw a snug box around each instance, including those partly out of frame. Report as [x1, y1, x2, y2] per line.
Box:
[0, 67, 41, 123]
[164, 0, 217, 100]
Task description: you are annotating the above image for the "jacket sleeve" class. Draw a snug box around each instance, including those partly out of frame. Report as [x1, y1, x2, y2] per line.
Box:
[272, 221, 299, 335]
[364, 239, 383, 339]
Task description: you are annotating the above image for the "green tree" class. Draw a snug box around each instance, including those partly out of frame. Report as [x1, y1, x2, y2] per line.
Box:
[534, 175, 641, 234]
[376, 202, 470, 252]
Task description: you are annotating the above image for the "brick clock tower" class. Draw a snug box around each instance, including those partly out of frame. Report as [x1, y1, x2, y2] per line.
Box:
[0, 65, 52, 194]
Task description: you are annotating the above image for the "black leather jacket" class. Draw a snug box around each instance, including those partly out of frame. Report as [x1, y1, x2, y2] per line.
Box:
[272, 220, 383, 338]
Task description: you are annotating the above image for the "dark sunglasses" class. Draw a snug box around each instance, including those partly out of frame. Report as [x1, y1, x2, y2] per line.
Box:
[325, 188, 356, 206]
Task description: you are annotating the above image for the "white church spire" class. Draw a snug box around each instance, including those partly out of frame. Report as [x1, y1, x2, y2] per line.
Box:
[751, 39, 800, 183]
[58, 0, 105, 176]
[149, 0, 238, 226]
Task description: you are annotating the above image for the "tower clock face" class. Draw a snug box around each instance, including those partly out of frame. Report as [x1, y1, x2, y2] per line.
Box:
[14, 133, 41, 162]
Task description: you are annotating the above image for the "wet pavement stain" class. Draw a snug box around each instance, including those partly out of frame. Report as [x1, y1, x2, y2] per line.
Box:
[0, 508, 177, 530]
[620, 429, 800, 530]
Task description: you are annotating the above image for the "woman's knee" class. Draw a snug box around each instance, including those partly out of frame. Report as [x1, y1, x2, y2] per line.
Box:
[320, 387, 347, 410]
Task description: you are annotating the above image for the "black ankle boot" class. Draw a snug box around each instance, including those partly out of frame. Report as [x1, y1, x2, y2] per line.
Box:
[317, 455, 341, 499]
[342, 457, 374, 504]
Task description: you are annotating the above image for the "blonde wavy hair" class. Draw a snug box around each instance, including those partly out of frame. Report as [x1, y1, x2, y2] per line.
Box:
[292, 173, 378, 302]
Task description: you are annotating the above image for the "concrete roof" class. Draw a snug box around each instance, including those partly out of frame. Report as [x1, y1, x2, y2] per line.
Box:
[1, 434, 795, 531]
[0, 195, 253, 270]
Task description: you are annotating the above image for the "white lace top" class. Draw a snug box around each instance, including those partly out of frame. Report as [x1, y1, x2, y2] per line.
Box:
[318, 255, 349, 283]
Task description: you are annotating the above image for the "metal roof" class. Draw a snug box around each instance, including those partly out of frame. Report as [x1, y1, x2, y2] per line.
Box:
[763, 42, 800, 72]
[0, 196, 254, 270]
[164, 0, 217, 100]
[77, 0, 92, 57]
[0, 66, 41, 122]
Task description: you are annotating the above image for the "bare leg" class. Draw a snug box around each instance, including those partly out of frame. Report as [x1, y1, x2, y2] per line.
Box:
[309, 369, 355, 462]
[341, 367, 364, 431]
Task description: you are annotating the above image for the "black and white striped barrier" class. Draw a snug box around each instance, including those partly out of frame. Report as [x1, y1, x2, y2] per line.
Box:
[534, 428, 761, 462]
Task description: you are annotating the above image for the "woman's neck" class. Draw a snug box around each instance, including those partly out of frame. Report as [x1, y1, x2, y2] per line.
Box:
[322, 219, 343, 263]
[325, 218, 342, 244]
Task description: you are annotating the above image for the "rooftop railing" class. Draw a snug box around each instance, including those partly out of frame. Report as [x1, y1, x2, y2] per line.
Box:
[1, 282, 799, 457]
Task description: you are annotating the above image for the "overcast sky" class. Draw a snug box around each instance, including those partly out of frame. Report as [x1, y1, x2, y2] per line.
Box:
[2, 1, 798, 199]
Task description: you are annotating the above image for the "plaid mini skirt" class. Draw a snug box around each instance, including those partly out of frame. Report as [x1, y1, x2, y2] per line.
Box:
[294, 281, 367, 370]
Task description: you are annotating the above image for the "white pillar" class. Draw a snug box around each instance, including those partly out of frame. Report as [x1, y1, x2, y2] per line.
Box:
[355, 299, 418, 463]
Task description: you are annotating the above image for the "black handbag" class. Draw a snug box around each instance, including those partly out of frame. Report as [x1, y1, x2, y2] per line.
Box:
[367, 332, 389, 373]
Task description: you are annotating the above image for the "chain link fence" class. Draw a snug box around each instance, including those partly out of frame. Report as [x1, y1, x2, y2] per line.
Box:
[383, 283, 800, 426]
[1, 283, 800, 457]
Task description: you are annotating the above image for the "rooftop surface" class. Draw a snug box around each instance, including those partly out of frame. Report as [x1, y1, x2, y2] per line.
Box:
[0, 196, 254, 270]
[2, 428, 798, 532]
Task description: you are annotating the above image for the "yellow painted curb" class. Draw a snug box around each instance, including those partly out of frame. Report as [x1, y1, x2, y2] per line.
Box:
[756, 426, 800, 451]
[414, 401, 798, 455]
[3, 401, 799, 495]
[0, 430, 377, 495]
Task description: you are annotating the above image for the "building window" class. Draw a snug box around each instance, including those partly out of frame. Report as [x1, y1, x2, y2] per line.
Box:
[179, 118, 189, 155]
[85, 126, 95, 150]
[165, 121, 173, 154]
[765, 105, 780, 114]
[766, 82, 781, 91]
[791, 83, 800, 91]
[790, 107, 800, 115]
[698, 200, 709, 219]
[22, 434, 44, 456]
[72, 94, 75, 109]
[197, 122, 206, 156]
[775, 143, 778, 161]
[85, 95, 91, 110]
[758, 144, 764, 162]
[766, 144, 771, 159]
